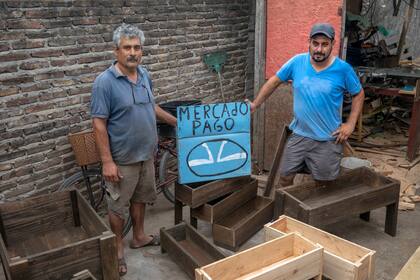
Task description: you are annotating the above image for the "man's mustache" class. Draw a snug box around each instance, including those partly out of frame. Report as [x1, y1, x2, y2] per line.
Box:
[127, 56, 138, 62]
[314, 52, 324, 56]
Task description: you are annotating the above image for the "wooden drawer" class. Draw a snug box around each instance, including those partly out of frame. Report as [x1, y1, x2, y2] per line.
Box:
[212, 195, 274, 251]
[160, 222, 226, 279]
[265, 215, 375, 280]
[196, 233, 323, 280]
[191, 179, 257, 223]
[176, 176, 252, 208]
[0, 190, 118, 280]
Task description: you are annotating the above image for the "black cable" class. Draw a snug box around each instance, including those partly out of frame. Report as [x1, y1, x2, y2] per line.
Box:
[401, 0, 420, 10]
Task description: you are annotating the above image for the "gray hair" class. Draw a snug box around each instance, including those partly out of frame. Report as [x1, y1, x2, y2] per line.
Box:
[113, 23, 145, 48]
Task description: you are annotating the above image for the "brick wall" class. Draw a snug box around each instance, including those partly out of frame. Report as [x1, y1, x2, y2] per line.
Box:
[0, 0, 254, 200]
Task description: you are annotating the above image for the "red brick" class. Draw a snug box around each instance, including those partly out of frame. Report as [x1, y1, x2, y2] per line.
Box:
[0, 43, 10, 52]
[31, 49, 62, 58]
[25, 9, 57, 19]
[25, 103, 54, 114]
[7, 20, 44, 29]
[20, 61, 50, 70]
[34, 71, 65, 81]
[0, 52, 30, 62]
[0, 65, 18, 74]
[12, 40, 45, 50]
[6, 96, 33, 107]
[0, 86, 19, 97]
[63, 46, 90, 55]
[72, 18, 98, 25]
[1, 76, 34, 86]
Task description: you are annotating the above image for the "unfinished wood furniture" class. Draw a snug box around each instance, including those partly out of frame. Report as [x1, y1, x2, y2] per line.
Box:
[212, 195, 274, 251]
[195, 233, 323, 280]
[275, 167, 400, 236]
[174, 176, 255, 227]
[265, 215, 375, 280]
[71, 270, 98, 280]
[191, 179, 258, 223]
[0, 190, 118, 280]
[394, 246, 420, 280]
[160, 222, 226, 279]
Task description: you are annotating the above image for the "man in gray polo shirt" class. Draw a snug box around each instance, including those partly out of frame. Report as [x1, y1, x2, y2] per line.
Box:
[91, 23, 176, 276]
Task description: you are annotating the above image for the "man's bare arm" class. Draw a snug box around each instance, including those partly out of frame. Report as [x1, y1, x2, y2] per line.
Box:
[92, 118, 122, 182]
[248, 75, 282, 113]
[332, 89, 365, 143]
[155, 105, 177, 126]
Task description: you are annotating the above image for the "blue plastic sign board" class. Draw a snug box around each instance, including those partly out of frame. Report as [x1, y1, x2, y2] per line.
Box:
[177, 102, 251, 184]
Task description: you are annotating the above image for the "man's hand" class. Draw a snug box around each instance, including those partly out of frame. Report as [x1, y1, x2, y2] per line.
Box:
[102, 161, 123, 182]
[245, 99, 257, 113]
[332, 122, 356, 144]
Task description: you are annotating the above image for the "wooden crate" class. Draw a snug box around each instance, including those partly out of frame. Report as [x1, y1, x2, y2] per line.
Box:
[176, 176, 252, 208]
[191, 179, 258, 223]
[196, 233, 323, 280]
[71, 270, 98, 280]
[0, 190, 118, 280]
[394, 246, 420, 280]
[212, 195, 274, 251]
[265, 215, 375, 280]
[276, 167, 400, 236]
[160, 222, 226, 279]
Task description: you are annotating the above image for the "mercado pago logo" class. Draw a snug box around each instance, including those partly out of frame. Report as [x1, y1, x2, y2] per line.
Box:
[177, 102, 251, 184]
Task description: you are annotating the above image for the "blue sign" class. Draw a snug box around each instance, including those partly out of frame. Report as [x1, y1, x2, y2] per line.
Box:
[177, 102, 251, 184]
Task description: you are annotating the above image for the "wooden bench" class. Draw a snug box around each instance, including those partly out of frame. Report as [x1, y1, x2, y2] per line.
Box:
[275, 167, 400, 236]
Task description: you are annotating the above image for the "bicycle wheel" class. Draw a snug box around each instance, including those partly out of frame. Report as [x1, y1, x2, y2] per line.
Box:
[59, 169, 132, 237]
[158, 150, 178, 203]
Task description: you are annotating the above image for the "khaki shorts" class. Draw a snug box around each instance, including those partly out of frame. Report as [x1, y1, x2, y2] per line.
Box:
[105, 158, 156, 219]
[279, 133, 343, 181]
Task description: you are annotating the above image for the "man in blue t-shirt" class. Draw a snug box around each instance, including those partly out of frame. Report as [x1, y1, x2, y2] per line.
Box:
[249, 23, 364, 187]
[91, 24, 176, 276]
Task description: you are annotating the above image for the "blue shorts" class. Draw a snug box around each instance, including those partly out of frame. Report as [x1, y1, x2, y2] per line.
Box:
[279, 133, 343, 181]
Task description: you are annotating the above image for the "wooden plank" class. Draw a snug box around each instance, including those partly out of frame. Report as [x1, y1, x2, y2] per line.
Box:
[160, 223, 225, 279]
[264, 215, 376, 280]
[263, 125, 291, 197]
[407, 81, 420, 161]
[100, 233, 118, 280]
[176, 177, 251, 208]
[212, 196, 274, 251]
[77, 191, 108, 237]
[394, 246, 420, 280]
[71, 269, 98, 280]
[70, 190, 81, 227]
[0, 234, 12, 280]
[191, 180, 257, 223]
[9, 257, 29, 280]
[0, 191, 74, 243]
[253, 0, 267, 168]
[198, 233, 322, 280]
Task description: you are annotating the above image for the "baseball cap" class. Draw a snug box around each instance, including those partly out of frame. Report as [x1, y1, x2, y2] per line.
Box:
[310, 23, 335, 40]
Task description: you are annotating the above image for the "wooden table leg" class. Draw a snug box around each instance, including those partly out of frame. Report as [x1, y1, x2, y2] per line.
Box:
[189, 208, 198, 229]
[175, 199, 183, 225]
[360, 211, 370, 222]
[385, 202, 398, 236]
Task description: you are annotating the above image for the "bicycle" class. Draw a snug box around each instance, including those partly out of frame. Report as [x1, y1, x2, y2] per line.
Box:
[59, 127, 178, 237]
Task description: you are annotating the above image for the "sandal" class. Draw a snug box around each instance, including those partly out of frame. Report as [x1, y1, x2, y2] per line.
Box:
[129, 234, 160, 249]
[118, 257, 127, 277]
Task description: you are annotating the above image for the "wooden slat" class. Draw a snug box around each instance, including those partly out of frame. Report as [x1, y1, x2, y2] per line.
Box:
[71, 190, 81, 227]
[0, 191, 74, 243]
[100, 233, 118, 280]
[264, 125, 291, 197]
[394, 246, 420, 280]
[212, 196, 274, 251]
[161, 223, 225, 279]
[253, 0, 267, 168]
[0, 234, 12, 280]
[176, 177, 252, 208]
[191, 180, 257, 223]
[77, 191, 108, 237]
[198, 233, 322, 280]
